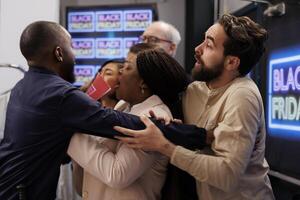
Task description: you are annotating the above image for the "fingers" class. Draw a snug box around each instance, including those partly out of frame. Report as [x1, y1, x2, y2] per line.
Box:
[140, 115, 154, 127]
[149, 110, 157, 119]
[164, 117, 172, 125]
[149, 110, 165, 123]
[115, 136, 142, 149]
[114, 126, 139, 137]
[172, 118, 183, 124]
[115, 136, 135, 143]
[125, 143, 144, 149]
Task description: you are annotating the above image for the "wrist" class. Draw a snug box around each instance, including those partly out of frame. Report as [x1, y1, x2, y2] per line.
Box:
[159, 141, 176, 157]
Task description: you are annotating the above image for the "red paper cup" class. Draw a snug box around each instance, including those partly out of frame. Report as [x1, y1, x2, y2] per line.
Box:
[86, 73, 111, 100]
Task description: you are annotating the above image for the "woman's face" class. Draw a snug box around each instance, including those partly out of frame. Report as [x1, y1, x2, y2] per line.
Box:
[99, 62, 121, 97]
[116, 52, 144, 104]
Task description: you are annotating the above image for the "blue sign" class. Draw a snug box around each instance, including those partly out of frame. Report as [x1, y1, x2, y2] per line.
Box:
[268, 50, 300, 136]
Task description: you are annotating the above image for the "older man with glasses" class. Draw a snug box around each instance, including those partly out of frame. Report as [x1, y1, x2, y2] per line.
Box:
[140, 21, 181, 57]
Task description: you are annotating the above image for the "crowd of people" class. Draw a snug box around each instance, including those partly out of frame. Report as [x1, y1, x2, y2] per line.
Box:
[0, 13, 275, 200]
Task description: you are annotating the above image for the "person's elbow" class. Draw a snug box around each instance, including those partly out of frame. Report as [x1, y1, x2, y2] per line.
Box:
[204, 159, 242, 193]
[220, 174, 240, 193]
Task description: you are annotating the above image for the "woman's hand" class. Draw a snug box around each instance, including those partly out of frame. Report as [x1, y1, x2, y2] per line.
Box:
[149, 110, 183, 125]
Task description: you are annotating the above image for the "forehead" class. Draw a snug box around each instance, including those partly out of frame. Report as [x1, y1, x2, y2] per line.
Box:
[126, 52, 137, 61]
[143, 24, 167, 39]
[102, 62, 119, 71]
[206, 23, 228, 46]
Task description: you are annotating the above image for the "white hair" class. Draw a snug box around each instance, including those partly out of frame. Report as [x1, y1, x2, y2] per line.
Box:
[148, 21, 181, 45]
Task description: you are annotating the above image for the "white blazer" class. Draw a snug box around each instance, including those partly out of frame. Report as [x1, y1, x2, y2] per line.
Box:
[68, 95, 172, 200]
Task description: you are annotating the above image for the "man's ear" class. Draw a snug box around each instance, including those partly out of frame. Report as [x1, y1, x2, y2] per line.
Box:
[224, 55, 240, 71]
[169, 43, 176, 56]
[54, 46, 63, 62]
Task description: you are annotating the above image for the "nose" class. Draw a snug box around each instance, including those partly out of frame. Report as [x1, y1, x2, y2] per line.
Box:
[143, 37, 149, 43]
[195, 41, 204, 55]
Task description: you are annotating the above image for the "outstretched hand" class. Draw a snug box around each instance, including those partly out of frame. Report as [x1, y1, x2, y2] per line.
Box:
[149, 110, 183, 125]
[114, 115, 176, 157]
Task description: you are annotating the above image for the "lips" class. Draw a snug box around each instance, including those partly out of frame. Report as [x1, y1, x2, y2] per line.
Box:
[115, 77, 122, 89]
[115, 82, 120, 89]
[194, 54, 203, 69]
[194, 54, 201, 63]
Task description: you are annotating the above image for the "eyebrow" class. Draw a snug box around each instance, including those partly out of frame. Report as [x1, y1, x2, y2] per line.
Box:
[103, 68, 113, 72]
[205, 34, 216, 46]
[124, 60, 133, 64]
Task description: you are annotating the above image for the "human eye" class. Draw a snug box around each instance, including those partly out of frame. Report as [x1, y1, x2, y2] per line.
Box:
[104, 71, 113, 76]
[123, 63, 131, 71]
[149, 36, 158, 43]
[206, 42, 212, 48]
[205, 40, 214, 48]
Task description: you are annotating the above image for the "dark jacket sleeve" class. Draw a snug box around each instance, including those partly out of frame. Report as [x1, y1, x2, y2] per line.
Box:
[155, 122, 207, 150]
[60, 88, 206, 150]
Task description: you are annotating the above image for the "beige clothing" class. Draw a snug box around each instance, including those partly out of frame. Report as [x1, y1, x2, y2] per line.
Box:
[171, 77, 274, 200]
[68, 95, 171, 200]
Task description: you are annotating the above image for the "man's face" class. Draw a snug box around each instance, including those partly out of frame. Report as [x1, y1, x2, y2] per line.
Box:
[60, 28, 76, 83]
[141, 25, 174, 56]
[192, 23, 227, 82]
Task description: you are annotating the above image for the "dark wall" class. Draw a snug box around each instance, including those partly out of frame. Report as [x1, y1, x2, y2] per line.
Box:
[185, 0, 214, 73]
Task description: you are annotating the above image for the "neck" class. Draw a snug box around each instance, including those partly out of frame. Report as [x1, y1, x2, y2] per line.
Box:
[207, 73, 238, 89]
[28, 60, 57, 74]
[129, 93, 151, 107]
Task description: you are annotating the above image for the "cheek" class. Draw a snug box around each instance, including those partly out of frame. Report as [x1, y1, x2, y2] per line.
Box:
[67, 48, 75, 61]
[121, 75, 138, 93]
[157, 43, 169, 51]
[202, 51, 221, 67]
[105, 77, 119, 88]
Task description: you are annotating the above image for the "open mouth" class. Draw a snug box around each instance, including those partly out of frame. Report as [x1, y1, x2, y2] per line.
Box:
[194, 54, 203, 69]
[114, 80, 121, 89]
[194, 54, 202, 64]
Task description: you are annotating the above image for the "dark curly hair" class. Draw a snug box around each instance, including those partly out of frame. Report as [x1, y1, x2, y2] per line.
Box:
[218, 14, 268, 76]
[136, 49, 190, 117]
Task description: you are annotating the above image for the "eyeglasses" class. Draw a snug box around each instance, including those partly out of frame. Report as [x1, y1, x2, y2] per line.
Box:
[139, 35, 173, 44]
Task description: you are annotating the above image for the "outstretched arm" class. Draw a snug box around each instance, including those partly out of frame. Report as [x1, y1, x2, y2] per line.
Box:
[60, 88, 206, 150]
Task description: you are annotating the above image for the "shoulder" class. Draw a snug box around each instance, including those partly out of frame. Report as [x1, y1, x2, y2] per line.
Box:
[227, 77, 261, 99]
[36, 72, 78, 98]
[139, 95, 173, 118]
[225, 77, 263, 112]
[151, 104, 172, 119]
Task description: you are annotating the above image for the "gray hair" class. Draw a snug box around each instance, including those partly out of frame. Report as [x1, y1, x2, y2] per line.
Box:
[148, 21, 181, 45]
